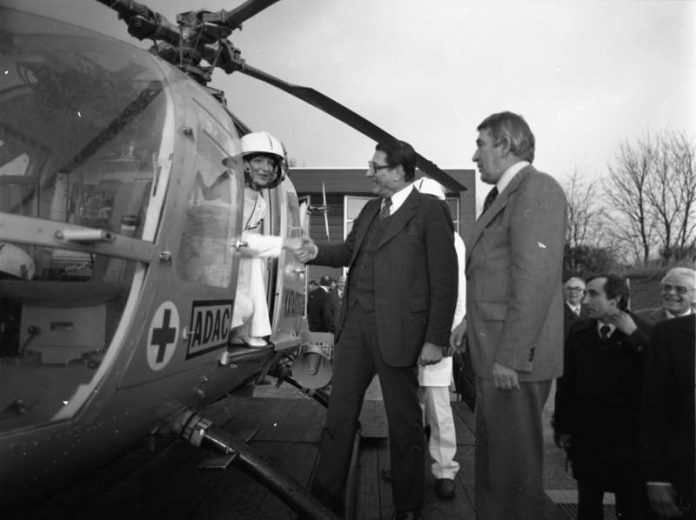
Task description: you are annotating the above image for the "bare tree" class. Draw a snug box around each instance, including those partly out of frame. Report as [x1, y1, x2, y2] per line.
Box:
[666, 131, 696, 258]
[604, 131, 696, 264]
[604, 138, 657, 264]
[564, 168, 607, 249]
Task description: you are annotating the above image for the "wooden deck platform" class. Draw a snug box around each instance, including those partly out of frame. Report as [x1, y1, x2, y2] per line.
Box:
[5, 378, 578, 520]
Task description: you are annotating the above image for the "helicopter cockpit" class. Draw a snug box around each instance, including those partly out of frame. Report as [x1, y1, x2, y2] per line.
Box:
[0, 8, 171, 430]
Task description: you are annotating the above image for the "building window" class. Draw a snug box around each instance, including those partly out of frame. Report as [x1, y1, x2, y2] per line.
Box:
[445, 196, 460, 234]
[344, 195, 374, 238]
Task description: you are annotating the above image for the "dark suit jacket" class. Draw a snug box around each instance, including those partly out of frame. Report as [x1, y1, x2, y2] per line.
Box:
[563, 302, 585, 341]
[307, 287, 337, 333]
[466, 165, 567, 381]
[311, 189, 458, 367]
[640, 314, 696, 500]
[554, 316, 652, 483]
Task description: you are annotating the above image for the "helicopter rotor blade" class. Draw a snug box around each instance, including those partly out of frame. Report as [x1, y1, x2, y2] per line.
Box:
[321, 181, 330, 241]
[221, 0, 284, 30]
[240, 63, 466, 193]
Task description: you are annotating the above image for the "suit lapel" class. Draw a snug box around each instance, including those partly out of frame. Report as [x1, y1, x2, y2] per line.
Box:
[378, 189, 418, 249]
[350, 199, 381, 264]
[467, 166, 533, 263]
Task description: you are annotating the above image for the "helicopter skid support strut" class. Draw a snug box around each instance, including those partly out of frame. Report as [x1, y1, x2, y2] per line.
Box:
[173, 410, 341, 520]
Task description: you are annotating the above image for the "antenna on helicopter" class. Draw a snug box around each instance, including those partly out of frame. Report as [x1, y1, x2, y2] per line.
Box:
[321, 182, 330, 241]
[94, 0, 466, 192]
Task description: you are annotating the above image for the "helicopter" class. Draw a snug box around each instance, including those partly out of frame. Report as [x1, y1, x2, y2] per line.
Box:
[0, 0, 466, 517]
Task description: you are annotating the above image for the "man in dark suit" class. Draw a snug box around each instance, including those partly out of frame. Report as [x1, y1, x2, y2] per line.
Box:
[451, 111, 567, 519]
[640, 313, 696, 519]
[307, 275, 338, 333]
[564, 276, 587, 339]
[636, 267, 695, 326]
[296, 139, 458, 519]
[555, 274, 652, 520]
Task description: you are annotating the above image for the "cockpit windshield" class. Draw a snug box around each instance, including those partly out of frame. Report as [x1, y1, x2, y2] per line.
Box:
[0, 8, 171, 431]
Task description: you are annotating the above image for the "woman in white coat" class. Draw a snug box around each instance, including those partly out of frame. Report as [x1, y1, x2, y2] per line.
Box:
[230, 131, 299, 347]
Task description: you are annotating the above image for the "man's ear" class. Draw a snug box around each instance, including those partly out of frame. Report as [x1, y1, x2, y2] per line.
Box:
[392, 165, 406, 181]
[498, 137, 512, 157]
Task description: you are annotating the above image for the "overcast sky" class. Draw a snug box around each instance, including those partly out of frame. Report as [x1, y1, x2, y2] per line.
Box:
[6, 0, 695, 194]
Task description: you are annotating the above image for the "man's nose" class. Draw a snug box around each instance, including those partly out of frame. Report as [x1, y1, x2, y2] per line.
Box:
[472, 150, 479, 162]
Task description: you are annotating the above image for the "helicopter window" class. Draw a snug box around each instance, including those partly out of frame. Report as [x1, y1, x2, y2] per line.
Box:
[0, 9, 171, 431]
[178, 128, 242, 288]
[0, 240, 131, 431]
[0, 12, 168, 240]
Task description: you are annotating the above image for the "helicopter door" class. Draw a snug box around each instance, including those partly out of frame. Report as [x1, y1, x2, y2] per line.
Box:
[268, 179, 307, 350]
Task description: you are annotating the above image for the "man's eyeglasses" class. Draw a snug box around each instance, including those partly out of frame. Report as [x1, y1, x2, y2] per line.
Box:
[661, 284, 693, 295]
[368, 161, 392, 174]
[566, 287, 585, 292]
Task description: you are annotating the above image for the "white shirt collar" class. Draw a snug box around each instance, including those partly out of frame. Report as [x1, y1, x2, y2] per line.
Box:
[386, 183, 414, 214]
[666, 307, 693, 319]
[567, 302, 581, 315]
[496, 160, 530, 194]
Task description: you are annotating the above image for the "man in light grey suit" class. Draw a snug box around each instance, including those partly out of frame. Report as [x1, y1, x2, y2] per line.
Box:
[452, 111, 567, 519]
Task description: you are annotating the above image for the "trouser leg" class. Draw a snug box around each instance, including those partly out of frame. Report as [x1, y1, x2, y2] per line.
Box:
[310, 310, 375, 513]
[577, 479, 604, 520]
[369, 319, 424, 512]
[475, 378, 551, 520]
[421, 385, 459, 479]
[615, 477, 648, 520]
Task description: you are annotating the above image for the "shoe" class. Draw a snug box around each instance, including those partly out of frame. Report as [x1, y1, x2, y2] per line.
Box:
[434, 477, 456, 499]
[241, 335, 267, 348]
[391, 510, 422, 520]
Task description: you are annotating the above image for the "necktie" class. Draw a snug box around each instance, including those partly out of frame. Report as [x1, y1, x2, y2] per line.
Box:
[380, 197, 392, 219]
[600, 325, 611, 341]
[481, 187, 499, 217]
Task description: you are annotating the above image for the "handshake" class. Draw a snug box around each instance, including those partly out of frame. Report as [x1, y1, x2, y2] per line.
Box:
[283, 237, 318, 263]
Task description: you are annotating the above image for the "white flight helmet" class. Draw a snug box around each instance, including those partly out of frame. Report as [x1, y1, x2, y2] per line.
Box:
[414, 177, 446, 200]
[240, 131, 286, 188]
[0, 243, 35, 280]
[241, 131, 284, 160]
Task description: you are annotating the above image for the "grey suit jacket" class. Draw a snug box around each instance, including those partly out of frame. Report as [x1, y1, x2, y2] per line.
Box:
[466, 165, 567, 382]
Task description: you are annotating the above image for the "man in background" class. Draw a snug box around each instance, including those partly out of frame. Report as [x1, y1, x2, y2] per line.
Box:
[640, 313, 696, 519]
[636, 267, 695, 325]
[563, 276, 587, 339]
[555, 274, 651, 519]
[307, 274, 338, 333]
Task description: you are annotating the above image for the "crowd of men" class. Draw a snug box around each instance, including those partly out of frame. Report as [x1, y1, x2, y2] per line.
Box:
[237, 110, 695, 520]
[555, 268, 696, 520]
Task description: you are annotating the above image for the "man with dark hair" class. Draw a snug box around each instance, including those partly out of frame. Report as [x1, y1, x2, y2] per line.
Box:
[555, 274, 652, 520]
[307, 275, 338, 333]
[640, 313, 695, 519]
[296, 139, 458, 519]
[451, 111, 566, 519]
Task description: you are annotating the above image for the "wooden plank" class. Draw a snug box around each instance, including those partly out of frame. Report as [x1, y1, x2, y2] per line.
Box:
[359, 399, 388, 439]
[355, 439, 385, 520]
